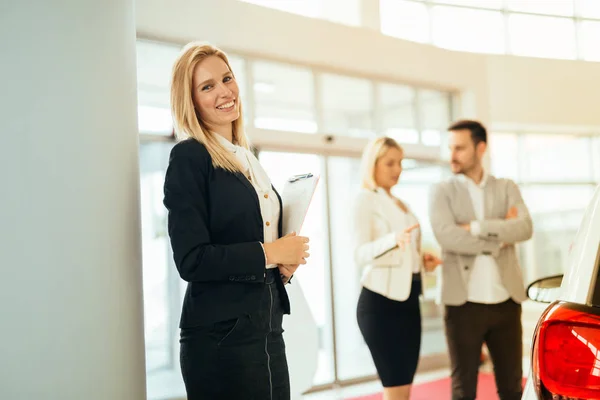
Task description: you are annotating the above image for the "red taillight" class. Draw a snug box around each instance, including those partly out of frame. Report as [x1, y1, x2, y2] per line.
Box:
[533, 302, 600, 399]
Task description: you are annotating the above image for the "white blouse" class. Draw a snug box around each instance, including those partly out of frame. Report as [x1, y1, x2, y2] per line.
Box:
[353, 187, 423, 301]
[214, 134, 280, 269]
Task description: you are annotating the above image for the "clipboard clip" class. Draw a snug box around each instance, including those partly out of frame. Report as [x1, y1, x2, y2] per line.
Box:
[288, 173, 313, 183]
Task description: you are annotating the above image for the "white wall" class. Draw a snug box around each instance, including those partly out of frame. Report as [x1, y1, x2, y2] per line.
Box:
[136, 0, 600, 132]
[487, 55, 600, 129]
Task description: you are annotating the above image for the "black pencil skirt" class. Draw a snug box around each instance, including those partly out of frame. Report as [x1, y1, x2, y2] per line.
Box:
[179, 269, 290, 400]
[356, 274, 422, 387]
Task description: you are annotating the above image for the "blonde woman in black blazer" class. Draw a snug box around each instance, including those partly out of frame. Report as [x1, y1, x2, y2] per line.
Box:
[164, 42, 310, 400]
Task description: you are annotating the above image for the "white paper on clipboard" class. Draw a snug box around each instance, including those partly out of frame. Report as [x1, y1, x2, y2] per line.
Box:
[281, 173, 320, 236]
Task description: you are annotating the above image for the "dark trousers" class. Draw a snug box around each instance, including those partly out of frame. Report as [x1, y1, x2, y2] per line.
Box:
[179, 270, 290, 400]
[445, 299, 523, 400]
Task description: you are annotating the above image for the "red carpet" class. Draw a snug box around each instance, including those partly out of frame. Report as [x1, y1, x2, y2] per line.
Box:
[346, 373, 527, 400]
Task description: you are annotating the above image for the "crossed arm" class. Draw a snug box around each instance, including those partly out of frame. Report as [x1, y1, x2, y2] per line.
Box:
[429, 180, 533, 256]
[468, 181, 533, 244]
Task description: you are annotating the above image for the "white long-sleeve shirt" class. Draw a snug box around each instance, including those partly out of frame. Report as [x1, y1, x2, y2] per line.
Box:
[459, 172, 510, 304]
[215, 134, 280, 269]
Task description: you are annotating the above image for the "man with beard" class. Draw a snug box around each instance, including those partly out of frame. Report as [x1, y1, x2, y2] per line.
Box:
[429, 120, 533, 400]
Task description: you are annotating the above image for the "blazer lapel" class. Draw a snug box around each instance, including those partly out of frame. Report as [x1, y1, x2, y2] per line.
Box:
[274, 186, 283, 238]
[456, 180, 477, 221]
[483, 175, 496, 219]
[233, 171, 261, 211]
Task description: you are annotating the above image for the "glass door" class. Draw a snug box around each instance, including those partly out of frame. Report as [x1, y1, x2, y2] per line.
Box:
[139, 141, 187, 400]
[258, 151, 335, 385]
[259, 149, 451, 389]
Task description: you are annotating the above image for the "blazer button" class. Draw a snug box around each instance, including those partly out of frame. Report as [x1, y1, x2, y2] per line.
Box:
[464, 266, 469, 270]
[264, 194, 269, 199]
[266, 221, 271, 227]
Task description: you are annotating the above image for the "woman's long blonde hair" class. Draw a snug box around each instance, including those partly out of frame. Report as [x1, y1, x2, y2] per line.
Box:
[170, 41, 249, 173]
[359, 137, 404, 190]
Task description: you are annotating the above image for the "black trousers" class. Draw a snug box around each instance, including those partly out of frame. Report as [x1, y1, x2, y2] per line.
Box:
[445, 299, 523, 400]
[179, 270, 290, 400]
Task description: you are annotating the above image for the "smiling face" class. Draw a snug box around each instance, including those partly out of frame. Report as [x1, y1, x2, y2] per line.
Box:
[192, 55, 240, 133]
[374, 146, 403, 191]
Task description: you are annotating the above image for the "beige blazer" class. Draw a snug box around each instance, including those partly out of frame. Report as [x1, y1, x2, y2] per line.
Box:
[429, 175, 533, 305]
[352, 188, 423, 301]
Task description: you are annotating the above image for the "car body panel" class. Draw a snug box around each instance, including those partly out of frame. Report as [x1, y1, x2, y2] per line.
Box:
[522, 184, 600, 400]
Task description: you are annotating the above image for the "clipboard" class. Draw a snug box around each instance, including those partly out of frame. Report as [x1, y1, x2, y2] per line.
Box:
[281, 173, 320, 235]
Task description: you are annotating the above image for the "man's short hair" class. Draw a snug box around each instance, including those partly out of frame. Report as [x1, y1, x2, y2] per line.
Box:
[448, 120, 487, 146]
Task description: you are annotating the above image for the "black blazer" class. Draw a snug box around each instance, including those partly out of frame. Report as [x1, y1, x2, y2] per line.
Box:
[163, 138, 290, 328]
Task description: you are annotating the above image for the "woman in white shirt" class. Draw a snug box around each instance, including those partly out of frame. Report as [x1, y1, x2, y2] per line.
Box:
[163, 42, 310, 400]
[353, 137, 441, 400]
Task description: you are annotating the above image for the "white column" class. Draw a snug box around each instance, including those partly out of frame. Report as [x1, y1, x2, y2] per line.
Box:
[0, 1, 146, 399]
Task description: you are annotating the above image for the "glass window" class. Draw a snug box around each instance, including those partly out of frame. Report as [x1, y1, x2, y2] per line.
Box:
[239, 0, 360, 26]
[419, 89, 452, 145]
[322, 0, 361, 26]
[393, 163, 450, 357]
[593, 136, 600, 182]
[507, 0, 575, 16]
[419, 90, 451, 130]
[433, 0, 503, 8]
[489, 132, 520, 181]
[139, 141, 182, 400]
[329, 156, 377, 380]
[380, 0, 430, 43]
[137, 106, 174, 135]
[140, 143, 173, 373]
[521, 185, 596, 277]
[521, 134, 594, 182]
[422, 130, 442, 146]
[258, 151, 334, 385]
[400, 160, 450, 183]
[431, 6, 505, 54]
[579, 21, 600, 62]
[252, 61, 317, 134]
[136, 41, 181, 135]
[509, 15, 576, 59]
[320, 74, 375, 137]
[239, 0, 320, 18]
[228, 55, 248, 101]
[379, 83, 418, 144]
[578, 0, 600, 18]
[523, 185, 597, 214]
